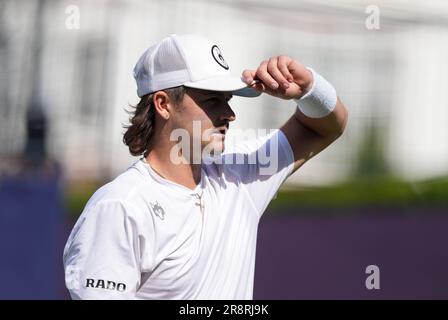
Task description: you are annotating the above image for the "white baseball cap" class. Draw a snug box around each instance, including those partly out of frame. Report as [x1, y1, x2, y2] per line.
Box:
[133, 34, 261, 98]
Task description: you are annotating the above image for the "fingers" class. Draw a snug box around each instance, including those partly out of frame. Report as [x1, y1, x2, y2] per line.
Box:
[267, 57, 291, 89]
[252, 56, 294, 90]
[243, 56, 295, 94]
[251, 81, 267, 92]
[277, 56, 294, 83]
[242, 69, 256, 84]
[255, 59, 278, 90]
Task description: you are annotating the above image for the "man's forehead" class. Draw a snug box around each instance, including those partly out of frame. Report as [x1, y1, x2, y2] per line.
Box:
[187, 88, 233, 99]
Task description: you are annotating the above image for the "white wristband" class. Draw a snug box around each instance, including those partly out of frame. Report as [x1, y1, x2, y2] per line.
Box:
[294, 67, 337, 118]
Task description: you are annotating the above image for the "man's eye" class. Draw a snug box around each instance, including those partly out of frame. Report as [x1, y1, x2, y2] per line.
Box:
[204, 96, 231, 103]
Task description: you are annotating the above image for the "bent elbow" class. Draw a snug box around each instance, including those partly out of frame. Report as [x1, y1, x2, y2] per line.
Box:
[335, 102, 349, 136]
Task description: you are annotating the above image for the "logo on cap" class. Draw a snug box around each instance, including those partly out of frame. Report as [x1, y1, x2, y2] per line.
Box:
[211, 45, 229, 70]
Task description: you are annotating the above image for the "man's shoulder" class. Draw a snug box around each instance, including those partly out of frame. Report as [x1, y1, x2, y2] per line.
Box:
[84, 160, 151, 210]
[203, 129, 293, 182]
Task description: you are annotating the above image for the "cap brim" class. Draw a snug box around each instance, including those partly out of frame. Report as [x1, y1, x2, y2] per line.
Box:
[184, 76, 261, 98]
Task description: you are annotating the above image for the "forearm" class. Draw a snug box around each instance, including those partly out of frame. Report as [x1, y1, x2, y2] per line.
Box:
[294, 97, 348, 139]
[280, 71, 348, 173]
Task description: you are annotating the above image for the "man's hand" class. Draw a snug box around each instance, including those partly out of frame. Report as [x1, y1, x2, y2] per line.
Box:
[242, 56, 313, 100]
[243, 55, 348, 175]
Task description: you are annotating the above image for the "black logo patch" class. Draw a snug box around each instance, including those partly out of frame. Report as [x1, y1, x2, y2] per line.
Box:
[211, 45, 229, 70]
[85, 278, 126, 292]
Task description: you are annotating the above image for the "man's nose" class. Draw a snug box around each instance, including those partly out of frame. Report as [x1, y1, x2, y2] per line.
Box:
[220, 102, 236, 122]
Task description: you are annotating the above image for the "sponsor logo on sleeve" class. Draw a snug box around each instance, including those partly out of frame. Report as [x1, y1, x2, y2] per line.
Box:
[85, 278, 126, 292]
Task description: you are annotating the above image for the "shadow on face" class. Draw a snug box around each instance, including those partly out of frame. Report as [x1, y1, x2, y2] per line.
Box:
[184, 88, 235, 129]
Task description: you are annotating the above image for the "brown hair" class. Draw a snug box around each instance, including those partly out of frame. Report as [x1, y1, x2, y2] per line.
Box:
[123, 86, 187, 157]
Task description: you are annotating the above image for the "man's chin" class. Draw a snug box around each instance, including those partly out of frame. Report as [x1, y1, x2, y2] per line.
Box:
[202, 141, 225, 158]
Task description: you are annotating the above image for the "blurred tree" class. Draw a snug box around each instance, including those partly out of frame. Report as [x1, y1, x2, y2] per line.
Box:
[24, 0, 47, 170]
[354, 123, 390, 178]
[25, 95, 47, 169]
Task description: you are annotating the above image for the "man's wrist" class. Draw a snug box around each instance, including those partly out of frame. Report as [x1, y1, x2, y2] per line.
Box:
[293, 67, 337, 118]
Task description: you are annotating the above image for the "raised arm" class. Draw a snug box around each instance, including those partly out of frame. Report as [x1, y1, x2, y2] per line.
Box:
[242, 56, 348, 174]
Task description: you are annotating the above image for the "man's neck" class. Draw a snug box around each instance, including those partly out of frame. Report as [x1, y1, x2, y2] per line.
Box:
[145, 147, 202, 191]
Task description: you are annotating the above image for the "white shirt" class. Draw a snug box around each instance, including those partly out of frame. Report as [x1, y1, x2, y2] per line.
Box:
[63, 129, 294, 299]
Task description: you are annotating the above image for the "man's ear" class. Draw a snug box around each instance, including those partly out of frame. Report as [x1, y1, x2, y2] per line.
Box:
[153, 91, 172, 120]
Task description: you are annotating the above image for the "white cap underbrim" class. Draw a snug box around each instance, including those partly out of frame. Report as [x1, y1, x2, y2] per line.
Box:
[184, 75, 261, 97]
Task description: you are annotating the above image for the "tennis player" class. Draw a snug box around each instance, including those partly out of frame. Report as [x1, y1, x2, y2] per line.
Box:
[63, 34, 348, 299]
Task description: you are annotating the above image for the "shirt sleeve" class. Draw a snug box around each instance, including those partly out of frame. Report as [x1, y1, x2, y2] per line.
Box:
[63, 200, 153, 300]
[223, 129, 295, 217]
